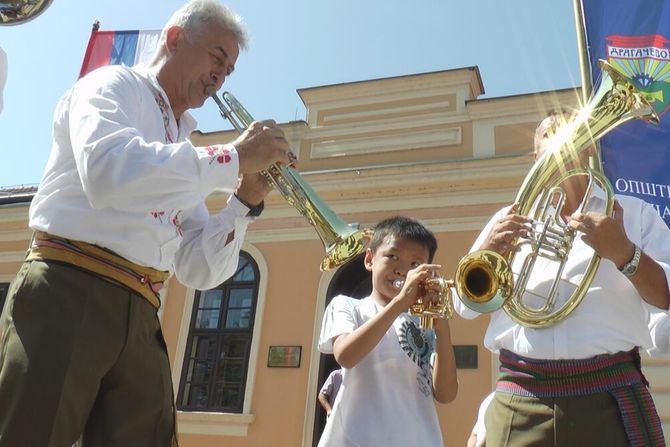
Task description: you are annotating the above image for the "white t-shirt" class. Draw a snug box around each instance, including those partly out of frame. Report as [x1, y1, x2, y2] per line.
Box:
[317, 295, 443, 447]
[29, 64, 251, 289]
[455, 192, 670, 359]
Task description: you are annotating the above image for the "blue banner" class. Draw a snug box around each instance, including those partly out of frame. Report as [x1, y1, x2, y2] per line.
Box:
[581, 0, 670, 226]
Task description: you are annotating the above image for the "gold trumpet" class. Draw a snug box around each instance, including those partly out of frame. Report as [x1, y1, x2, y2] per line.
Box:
[454, 60, 659, 328]
[393, 277, 454, 329]
[209, 91, 372, 271]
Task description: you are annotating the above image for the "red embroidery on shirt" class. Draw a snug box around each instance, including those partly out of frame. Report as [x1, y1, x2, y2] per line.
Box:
[171, 211, 184, 237]
[151, 210, 183, 237]
[206, 145, 232, 165]
[153, 92, 174, 143]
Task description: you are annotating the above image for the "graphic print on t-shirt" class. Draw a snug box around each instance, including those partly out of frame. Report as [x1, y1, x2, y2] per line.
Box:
[397, 319, 434, 397]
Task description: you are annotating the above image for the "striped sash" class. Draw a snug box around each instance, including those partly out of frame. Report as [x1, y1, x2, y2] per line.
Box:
[26, 231, 169, 309]
[497, 348, 666, 447]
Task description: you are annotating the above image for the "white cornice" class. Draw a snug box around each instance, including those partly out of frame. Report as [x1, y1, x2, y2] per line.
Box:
[310, 126, 462, 159]
[0, 229, 31, 242]
[303, 113, 466, 139]
[298, 69, 481, 106]
[0, 206, 29, 223]
[317, 97, 453, 127]
[0, 251, 26, 263]
[467, 90, 581, 120]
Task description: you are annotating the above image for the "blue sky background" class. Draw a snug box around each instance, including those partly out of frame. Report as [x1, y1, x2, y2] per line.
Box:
[0, 0, 581, 187]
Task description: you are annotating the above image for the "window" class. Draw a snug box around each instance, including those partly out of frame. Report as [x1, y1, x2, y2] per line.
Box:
[0, 283, 9, 313]
[177, 253, 259, 413]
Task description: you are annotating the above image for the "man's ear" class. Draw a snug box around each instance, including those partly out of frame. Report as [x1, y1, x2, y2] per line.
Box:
[363, 248, 374, 272]
[165, 26, 184, 54]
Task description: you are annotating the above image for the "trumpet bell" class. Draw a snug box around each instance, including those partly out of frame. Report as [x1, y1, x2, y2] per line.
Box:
[455, 250, 512, 313]
[321, 227, 373, 271]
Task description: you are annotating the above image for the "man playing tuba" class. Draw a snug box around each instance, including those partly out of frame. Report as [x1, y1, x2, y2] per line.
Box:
[454, 111, 670, 446]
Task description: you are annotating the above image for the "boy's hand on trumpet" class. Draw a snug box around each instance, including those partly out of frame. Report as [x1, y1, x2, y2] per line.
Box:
[392, 264, 442, 312]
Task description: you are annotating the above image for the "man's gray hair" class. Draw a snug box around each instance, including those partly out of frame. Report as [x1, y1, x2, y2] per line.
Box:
[162, 0, 249, 50]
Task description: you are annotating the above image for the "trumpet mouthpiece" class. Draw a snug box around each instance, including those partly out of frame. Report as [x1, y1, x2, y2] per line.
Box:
[393, 279, 404, 290]
[205, 85, 218, 97]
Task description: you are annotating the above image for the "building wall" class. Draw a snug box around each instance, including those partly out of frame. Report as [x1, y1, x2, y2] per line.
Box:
[0, 67, 668, 446]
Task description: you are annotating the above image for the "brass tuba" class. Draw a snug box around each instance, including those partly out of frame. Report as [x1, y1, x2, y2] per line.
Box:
[209, 91, 372, 271]
[393, 277, 454, 329]
[454, 60, 659, 328]
[0, 0, 53, 25]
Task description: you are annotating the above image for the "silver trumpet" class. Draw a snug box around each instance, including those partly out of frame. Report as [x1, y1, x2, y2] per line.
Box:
[209, 90, 372, 271]
[393, 277, 454, 329]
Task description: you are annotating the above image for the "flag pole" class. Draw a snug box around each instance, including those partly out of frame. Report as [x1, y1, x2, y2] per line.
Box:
[78, 20, 101, 79]
[572, 0, 603, 172]
[572, 0, 592, 100]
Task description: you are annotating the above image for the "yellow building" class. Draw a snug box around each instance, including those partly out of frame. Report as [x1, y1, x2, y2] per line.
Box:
[0, 66, 668, 446]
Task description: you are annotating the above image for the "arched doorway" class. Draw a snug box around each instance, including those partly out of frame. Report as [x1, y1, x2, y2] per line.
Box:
[311, 253, 371, 446]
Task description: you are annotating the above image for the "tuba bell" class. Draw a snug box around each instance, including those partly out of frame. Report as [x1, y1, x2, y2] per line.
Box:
[454, 60, 659, 328]
[209, 91, 372, 271]
[0, 0, 53, 25]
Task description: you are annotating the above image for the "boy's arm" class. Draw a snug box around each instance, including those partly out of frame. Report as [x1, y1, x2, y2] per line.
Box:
[333, 298, 406, 368]
[431, 318, 458, 403]
[317, 391, 333, 414]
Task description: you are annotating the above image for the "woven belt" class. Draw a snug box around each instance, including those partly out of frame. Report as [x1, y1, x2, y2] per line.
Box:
[26, 231, 169, 309]
[496, 348, 666, 447]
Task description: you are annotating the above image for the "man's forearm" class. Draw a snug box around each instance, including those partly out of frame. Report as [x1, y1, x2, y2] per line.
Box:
[629, 253, 670, 310]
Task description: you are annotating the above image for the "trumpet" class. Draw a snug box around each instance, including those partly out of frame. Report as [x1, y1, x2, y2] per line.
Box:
[209, 90, 372, 271]
[393, 277, 454, 329]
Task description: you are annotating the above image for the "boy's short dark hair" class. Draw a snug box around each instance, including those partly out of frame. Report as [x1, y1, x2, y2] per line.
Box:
[369, 216, 437, 262]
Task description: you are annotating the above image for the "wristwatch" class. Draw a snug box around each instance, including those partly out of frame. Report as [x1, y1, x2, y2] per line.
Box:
[234, 194, 264, 217]
[619, 244, 641, 278]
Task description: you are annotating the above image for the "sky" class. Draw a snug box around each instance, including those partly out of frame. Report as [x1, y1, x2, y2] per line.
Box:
[0, 0, 582, 188]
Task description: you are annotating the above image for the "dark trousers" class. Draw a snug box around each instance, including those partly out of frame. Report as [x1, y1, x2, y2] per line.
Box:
[0, 261, 174, 447]
[485, 391, 629, 447]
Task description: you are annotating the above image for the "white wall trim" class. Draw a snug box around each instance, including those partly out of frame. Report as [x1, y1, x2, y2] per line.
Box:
[0, 229, 31, 242]
[310, 127, 462, 159]
[0, 251, 26, 263]
[176, 411, 255, 436]
[301, 268, 336, 447]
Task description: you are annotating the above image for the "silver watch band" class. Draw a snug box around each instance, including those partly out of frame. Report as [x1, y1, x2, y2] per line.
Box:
[619, 244, 641, 278]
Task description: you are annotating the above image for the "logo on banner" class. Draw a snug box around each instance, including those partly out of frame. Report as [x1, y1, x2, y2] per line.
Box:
[606, 34, 670, 116]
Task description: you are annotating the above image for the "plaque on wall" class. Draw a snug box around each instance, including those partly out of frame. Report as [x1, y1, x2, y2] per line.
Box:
[454, 345, 478, 369]
[267, 345, 302, 368]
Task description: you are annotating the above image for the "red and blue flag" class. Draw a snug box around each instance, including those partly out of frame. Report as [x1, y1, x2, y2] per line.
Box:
[79, 28, 160, 78]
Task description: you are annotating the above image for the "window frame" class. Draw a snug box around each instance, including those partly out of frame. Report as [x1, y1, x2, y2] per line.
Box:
[176, 252, 260, 413]
[172, 245, 268, 436]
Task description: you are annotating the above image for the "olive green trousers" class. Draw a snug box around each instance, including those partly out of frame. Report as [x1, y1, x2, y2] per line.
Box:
[485, 390, 629, 447]
[0, 261, 175, 447]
